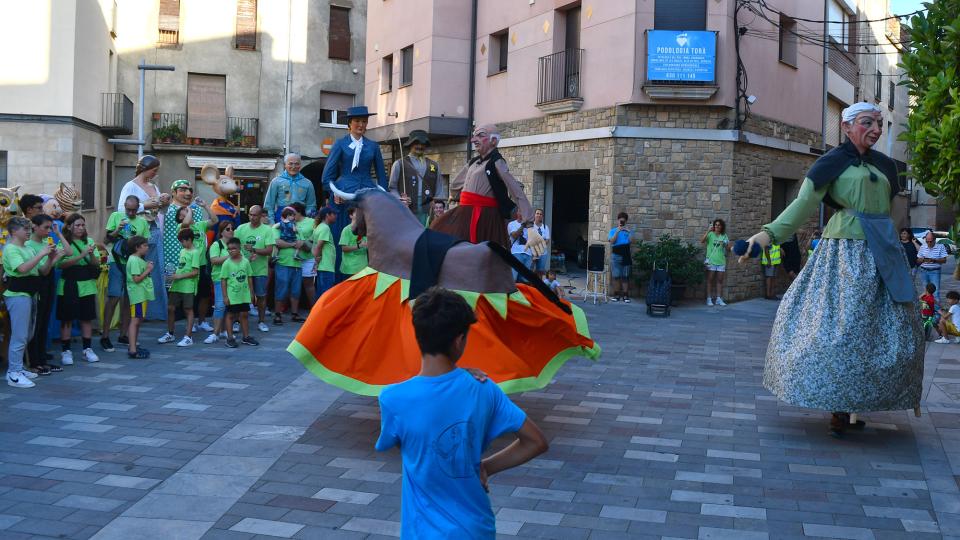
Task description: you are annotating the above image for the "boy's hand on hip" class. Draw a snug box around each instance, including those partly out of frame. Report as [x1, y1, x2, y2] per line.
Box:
[478, 462, 490, 493]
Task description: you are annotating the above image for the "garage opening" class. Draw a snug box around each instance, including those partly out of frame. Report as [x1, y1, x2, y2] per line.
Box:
[545, 171, 590, 274]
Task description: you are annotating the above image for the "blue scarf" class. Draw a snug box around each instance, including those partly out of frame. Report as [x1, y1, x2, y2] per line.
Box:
[280, 170, 306, 184]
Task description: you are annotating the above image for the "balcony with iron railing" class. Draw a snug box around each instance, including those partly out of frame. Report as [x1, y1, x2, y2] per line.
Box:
[536, 48, 584, 114]
[151, 113, 259, 150]
[100, 93, 134, 135]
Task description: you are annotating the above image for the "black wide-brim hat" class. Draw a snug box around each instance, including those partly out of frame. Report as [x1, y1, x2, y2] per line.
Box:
[405, 129, 431, 147]
[345, 105, 376, 119]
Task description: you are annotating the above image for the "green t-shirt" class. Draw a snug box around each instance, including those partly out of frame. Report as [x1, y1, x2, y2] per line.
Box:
[105, 212, 149, 263]
[170, 246, 202, 294]
[208, 239, 229, 281]
[312, 222, 336, 273]
[188, 221, 210, 265]
[57, 238, 99, 297]
[274, 222, 307, 269]
[25, 238, 52, 274]
[339, 225, 367, 275]
[235, 223, 275, 277]
[296, 218, 315, 259]
[3, 243, 38, 298]
[705, 232, 729, 267]
[220, 256, 252, 306]
[125, 255, 155, 304]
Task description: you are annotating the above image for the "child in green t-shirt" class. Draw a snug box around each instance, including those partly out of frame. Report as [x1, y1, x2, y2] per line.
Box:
[159, 228, 200, 347]
[700, 218, 729, 307]
[339, 206, 368, 276]
[220, 237, 259, 348]
[124, 236, 154, 359]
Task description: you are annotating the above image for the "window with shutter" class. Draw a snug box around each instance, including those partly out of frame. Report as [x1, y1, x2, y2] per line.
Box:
[319, 92, 354, 126]
[654, 0, 706, 30]
[187, 73, 227, 140]
[381, 55, 393, 93]
[889, 80, 895, 110]
[778, 14, 798, 67]
[158, 0, 180, 45]
[236, 0, 257, 50]
[400, 45, 414, 86]
[329, 6, 351, 60]
[0, 151, 7, 188]
[81, 157, 96, 210]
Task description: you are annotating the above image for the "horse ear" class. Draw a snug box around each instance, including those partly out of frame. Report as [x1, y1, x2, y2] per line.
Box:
[200, 164, 219, 186]
[224, 166, 235, 178]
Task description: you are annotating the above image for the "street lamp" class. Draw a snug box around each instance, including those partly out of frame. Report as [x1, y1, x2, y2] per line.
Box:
[107, 59, 175, 158]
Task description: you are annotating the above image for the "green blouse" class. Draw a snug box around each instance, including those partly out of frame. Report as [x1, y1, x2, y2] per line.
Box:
[763, 162, 891, 244]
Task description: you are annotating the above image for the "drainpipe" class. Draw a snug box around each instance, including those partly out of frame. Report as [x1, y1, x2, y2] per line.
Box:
[283, 0, 293, 155]
[465, 0, 478, 159]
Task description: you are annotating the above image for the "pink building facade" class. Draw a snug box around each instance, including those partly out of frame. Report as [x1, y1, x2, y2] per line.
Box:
[365, 0, 829, 301]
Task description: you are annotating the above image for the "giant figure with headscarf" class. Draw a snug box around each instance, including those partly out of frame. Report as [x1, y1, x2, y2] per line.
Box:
[741, 102, 923, 437]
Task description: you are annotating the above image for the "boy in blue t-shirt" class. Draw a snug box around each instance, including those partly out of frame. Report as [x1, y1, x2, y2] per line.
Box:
[375, 287, 548, 538]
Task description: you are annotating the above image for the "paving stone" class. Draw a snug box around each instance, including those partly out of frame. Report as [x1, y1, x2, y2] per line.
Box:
[57, 414, 108, 424]
[229, 517, 304, 537]
[706, 449, 761, 461]
[788, 463, 846, 476]
[802, 523, 876, 539]
[675, 471, 734, 485]
[598, 505, 667, 523]
[700, 503, 766, 519]
[54, 494, 126, 512]
[496, 507, 564, 525]
[87, 402, 136, 411]
[630, 436, 682, 447]
[511, 487, 576, 502]
[94, 475, 161, 490]
[115, 436, 169, 447]
[671, 490, 735, 505]
[340, 517, 400, 537]
[624, 450, 679, 463]
[26, 436, 83, 448]
[862, 506, 932, 520]
[312, 488, 378, 505]
[698, 527, 768, 539]
[35, 457, 97, 471]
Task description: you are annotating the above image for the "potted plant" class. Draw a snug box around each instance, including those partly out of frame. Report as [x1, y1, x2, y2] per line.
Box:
[152, 124, 170, 143]
[166, 124, 185, 144]
[227, 125, 244, 147]
[632, 234, 705, 304]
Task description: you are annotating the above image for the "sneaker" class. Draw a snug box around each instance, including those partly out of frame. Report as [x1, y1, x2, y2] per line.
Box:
[623, 297, 631, 303]
[232, 322, 240, 333]
[82, 348, 99, 363]
[610, 296, 620, 302]
[157, 332, 175, 344]
[257, 322, 269, 333]
[191, 323, 199, 333]
[61, 350, 74, 366]
[176, 336, 193, 347]
[936, 337, 951, 344]
[954, 337, 960, 344]
[706, 298, 714, 306]
[218, 331, 228, 339]
[117, 335, 129, 345]
[203, 333, 219, 344]
[241, 336, 260, 346]
[273, 314, 283, 326]
[7, 372, 35, 388]
[716, 298, 727, 306]
[225, 338, 238, 348]
[100, 337, 115, 352]
[198, 321, 214, 332]
[19, 369, 38, 379]
[36, 365, 52, 376]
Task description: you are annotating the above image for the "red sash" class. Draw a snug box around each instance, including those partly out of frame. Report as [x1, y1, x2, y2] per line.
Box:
[459, 192, 498, 243]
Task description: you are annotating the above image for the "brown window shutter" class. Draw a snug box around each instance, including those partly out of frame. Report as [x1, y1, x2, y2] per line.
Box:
[236, 0, 257, 50]
[158, 0, 180, 44]
[187, 74, 227, 140]
[328, 6, 351, 60]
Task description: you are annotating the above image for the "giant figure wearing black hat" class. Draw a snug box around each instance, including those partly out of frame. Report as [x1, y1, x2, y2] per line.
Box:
[320, 106, 388, 281]
[388, 129, 446, 225]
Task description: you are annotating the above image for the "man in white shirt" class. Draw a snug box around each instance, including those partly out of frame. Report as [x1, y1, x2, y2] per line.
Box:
[507, 209, 532, 282]
[917, 231, 948, 301]
[531, 209, 551, 278]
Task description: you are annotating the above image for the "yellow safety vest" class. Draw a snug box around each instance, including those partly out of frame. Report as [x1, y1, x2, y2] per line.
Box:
[761, 244, 782, 266]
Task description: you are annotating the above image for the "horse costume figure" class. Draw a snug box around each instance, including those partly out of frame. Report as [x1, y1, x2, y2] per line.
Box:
[288, 185, 599, 396]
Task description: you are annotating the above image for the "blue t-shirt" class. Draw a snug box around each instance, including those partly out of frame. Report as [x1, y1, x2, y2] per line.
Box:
[375, 368, 527, 539]
[609, 228, 631, 246]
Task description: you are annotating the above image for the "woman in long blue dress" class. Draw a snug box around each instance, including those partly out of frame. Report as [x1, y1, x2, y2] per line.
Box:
[320, 106, 387, 282]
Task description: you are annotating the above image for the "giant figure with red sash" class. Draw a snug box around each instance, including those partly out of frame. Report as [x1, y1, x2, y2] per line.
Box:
[431, 124, 545, 253]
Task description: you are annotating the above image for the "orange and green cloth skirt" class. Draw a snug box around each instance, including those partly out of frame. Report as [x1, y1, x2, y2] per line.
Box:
[288, 267, 600, 396]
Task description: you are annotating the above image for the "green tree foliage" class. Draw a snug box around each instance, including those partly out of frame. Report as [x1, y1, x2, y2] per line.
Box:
[899, 0, 960, 200]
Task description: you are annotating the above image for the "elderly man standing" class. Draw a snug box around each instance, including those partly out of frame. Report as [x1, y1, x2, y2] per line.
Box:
[264, 153, 317, 223]
[389, 130, 446, 225]
[431, 124, 543, 256]
[741, 102, 922, 438]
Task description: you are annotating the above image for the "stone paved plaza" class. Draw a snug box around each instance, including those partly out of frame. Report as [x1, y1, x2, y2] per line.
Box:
[1, 293, 960, 540]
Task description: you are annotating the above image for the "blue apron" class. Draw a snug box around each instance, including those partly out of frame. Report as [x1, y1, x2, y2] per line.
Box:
[852, 210, 914, 303]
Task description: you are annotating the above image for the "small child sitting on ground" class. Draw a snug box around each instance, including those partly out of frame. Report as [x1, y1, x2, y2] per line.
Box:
[543, 269, 564, 299]
[935, 290, 960, 344]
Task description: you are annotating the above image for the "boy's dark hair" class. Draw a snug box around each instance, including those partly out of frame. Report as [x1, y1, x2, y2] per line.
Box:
[318, 207, 333, 221]
[712, 218, 726, 234]
[227, 237, 241, 247]
[927, 283, 937, 294]
[177, 228, 194, 242]
[19, 194, 43, 212]
[125, 194, 140, 206]
[412, 287, 477, 356]
[290, 202, 306, 216]
[617, 212, 628, 221]
[7, 216, 30, 234]
[176, 206, 190, 223]
[125, 235, 148, 253]
[31, 214, 53, 227]
[947, 291, 960, 301]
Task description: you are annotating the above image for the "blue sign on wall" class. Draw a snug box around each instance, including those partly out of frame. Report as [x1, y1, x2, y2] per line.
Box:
[646, 30, 717, 82]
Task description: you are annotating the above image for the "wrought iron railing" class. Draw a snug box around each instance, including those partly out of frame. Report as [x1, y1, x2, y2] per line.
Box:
[151, 113, 258, 147]
[100, 93, 133, 135]
[537, 48, 583, 105]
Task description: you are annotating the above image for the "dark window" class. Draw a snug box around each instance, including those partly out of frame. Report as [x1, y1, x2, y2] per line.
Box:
[158, 0, 180, 45]
[381, 54, 393, 93]
[106, 161, 114, 208]
[81, 156, 96, 210]
[488, 31, 509, 75]
[328, 6, 351, 60]
[889, 80, 895, 109]
[319, 92, 353, 126]
[876, 70, 882, 101]
[400, 45, 414, 86]
[235, 0, 257, 50]
[654, 0, 706, 30]
[497, 32, 508, 72]
[0, 151, 6, 188]
[778, 14, 798, 67]
[771, 178, 795, 220]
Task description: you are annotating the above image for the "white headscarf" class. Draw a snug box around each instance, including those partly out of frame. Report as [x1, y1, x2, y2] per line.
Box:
[841, 102, 882, 123]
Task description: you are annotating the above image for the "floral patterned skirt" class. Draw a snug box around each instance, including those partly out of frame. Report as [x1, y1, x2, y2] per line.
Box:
[763, 238, 924, 413]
